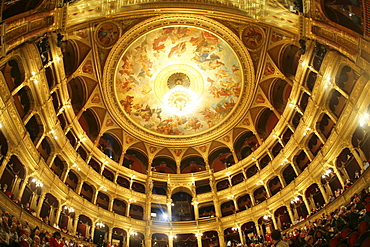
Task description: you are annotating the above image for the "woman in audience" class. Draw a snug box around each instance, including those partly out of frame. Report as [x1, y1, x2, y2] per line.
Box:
[49, 231, 63, 247]
[9, 222, 19, 247]
[0, 217, 10, 247]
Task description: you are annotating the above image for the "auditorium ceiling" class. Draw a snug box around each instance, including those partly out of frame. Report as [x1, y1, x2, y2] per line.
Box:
[61, 0, 302, 174]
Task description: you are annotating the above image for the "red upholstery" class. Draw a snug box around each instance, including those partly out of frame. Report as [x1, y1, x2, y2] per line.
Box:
[366, 203, 370, 212]
[348, 232, 360, 247]
[361, 238, 370, 247]
[359, 220, 369, 235]
[330, 237, 341, 247]
[341, 228, 351, 239]
[19, 241, 30, 247]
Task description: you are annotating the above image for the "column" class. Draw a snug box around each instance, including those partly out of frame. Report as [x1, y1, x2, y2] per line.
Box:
[278, 175, 286, 188]
[0, 155, 11, 176]
[237, 228, 244, 245]
[76, 181, 84, 194]
[193, 202, 199, 220]
[30, 192, 38, 210]
[264, 185, 271, 199]
[10, 175, 20, 196]
[92, 190, 98, 204]
[271, 215, 277, 230]
[62, 168, 70, 183]
[36, 193, 46, 217]
[323, 182, 332, 197]
[302, 196, 311, 213]
[317, 183, 328, 204]
[168, 235, 174, 247]
[231, 199, 237, 212]
[15, 177, 27, 201]
[167, 200, 172, 221]
[250, 194, 256, 206]
[90, 224, 96, 240]
[286, 205, 294, 224]
[54, 205, 62, 227]
[49, 206, 55, 223]
[351, 147, 364, 170]
[291, 164, 301, 177]
[214, 198, 222, 218]
[255, 223, 261, 237]
[218, 232, 226, 247]
[126, 233, 130, 247]
[126, 203, 131, 217]
[145, 227, 151, 247]
[332, 166, 345, 188]
[109, 198, 114, 211]
[107, 227, 113, 244]
[196, 234, 202, 247]
[73, 216, 79, 235]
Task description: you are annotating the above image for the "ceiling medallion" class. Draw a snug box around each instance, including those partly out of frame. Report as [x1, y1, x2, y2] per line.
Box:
[103, 15, 255, 146]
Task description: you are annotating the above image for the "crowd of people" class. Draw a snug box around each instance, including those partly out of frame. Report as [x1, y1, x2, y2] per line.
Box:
[0, 206, 91, 247]
[1, 166, 370, 247]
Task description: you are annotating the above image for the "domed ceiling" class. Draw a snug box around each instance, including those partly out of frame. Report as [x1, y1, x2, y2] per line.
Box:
[102, 15, 255, 146]
[64, 11, 298, 173]
[116, 26, 242, 135]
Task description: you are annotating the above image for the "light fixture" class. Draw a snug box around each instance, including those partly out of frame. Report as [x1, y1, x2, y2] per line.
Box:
[291, 196, 300, 204]
[161, 213, 168, 220]
[31, 178, 43, 187]
[263, 215, 271, 220]
[359, 113, 369, 127]
[96, 222, 105, 228]
[64, 206, 75, 213]
[162, 85, 199, 116]
[322, 169, 332, 179]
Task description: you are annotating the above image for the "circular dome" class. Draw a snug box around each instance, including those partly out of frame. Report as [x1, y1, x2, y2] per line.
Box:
[103, 15, 255, 146]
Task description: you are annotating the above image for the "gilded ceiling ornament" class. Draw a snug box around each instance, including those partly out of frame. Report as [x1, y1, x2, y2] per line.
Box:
[102, 14, 255, 146]
[242, 26, 265, 50]
[95, 22, 121, 48]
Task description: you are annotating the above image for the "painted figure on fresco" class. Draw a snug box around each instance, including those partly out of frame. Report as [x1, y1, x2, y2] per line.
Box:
[115, 26, 242, 135]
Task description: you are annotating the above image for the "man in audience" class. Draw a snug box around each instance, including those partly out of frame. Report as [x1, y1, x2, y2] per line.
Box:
[271, 229, 289, 247]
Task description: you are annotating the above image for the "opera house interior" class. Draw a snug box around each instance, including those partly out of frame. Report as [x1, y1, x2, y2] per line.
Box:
[0, 0, 369, 246]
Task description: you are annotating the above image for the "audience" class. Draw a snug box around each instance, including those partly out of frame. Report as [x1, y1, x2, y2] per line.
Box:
[0, 172, 369, 247]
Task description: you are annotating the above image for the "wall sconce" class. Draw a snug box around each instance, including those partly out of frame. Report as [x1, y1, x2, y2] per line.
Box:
[64, 206, 75, 213]
[96, 222, 105, 228]
[31, 178, 43, 187]
[263, 215, 271, 220]
[291, 196, 300, 204]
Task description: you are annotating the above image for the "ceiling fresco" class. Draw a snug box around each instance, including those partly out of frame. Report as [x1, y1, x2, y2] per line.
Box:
[114, 26, 243, 136]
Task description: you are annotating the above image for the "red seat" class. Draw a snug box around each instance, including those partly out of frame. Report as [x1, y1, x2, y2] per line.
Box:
[19, 241, 30, 247]
[341, 228, 351, 239]
[330, 237, 341, 247]
[361, 238, 370, 247]
[348, 232, 360, 247]
[367, 203, 370, 212]
[359, 220, 369, 235]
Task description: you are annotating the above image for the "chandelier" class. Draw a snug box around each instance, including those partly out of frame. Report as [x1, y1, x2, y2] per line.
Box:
[162, 85, 199, 116]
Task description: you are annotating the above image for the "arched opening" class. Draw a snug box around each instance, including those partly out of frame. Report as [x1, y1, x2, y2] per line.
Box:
[171, 191, 194, 221]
